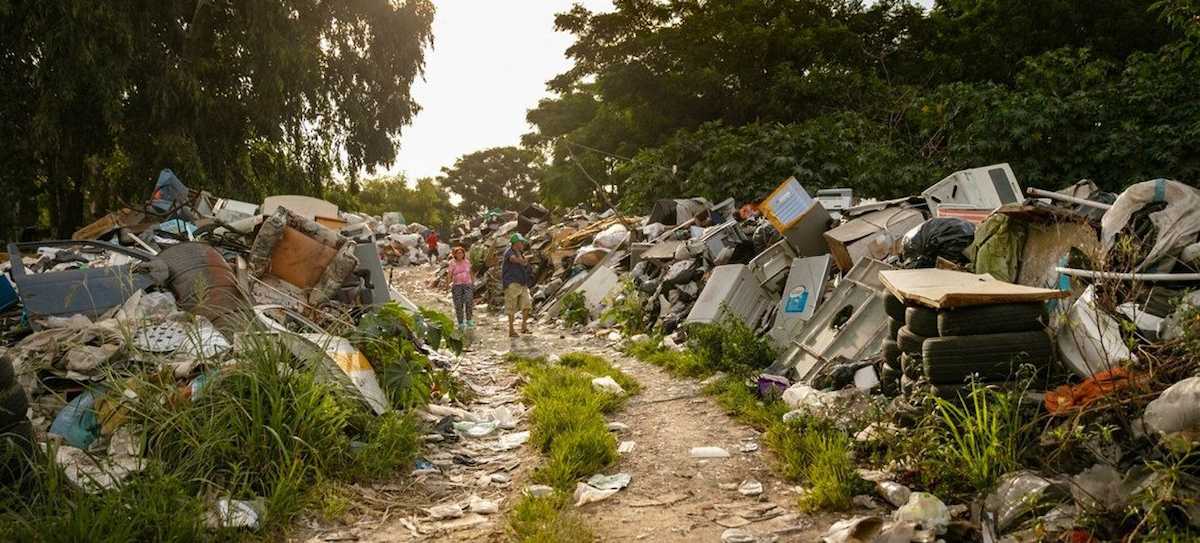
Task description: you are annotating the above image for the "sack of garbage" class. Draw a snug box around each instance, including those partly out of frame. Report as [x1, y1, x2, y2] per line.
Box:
[594, 224, 629, 249]
[390, 233, 422, 248]
[575, 245, 611, 268]
[903, 218, 975, 268]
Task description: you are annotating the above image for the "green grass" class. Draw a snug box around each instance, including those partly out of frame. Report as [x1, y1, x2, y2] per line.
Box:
[763, 417, 868, 512]
[504, 352, 639, 542]
[930, 384, 1034, 493]
[625, 337, 711, 377]
[704, 375, 866, 513]
[507, 492, 596, 543]
[705, 376, 790, 431]
[557, 352, 642, 394]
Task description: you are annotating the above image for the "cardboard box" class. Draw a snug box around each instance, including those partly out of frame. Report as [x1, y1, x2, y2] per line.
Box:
[760, 177, 832, 257]
[823, 207, 925, 272]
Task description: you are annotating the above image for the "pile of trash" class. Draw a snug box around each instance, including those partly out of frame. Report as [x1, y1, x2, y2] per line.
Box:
[0, 169, 466, 529]
[448, 165, 1200, 541]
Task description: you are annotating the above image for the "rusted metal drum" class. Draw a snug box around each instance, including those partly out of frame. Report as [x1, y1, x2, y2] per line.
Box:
[157, 242, 251, 337]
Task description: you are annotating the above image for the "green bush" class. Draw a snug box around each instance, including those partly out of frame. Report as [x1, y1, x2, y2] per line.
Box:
[685, 313, 775, 376]
[625, 336, 712, 377]
[559, 292, 589, 327]
[600, 279, 649, 336]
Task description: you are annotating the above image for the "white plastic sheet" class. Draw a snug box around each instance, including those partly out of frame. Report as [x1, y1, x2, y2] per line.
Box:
[1056, 286, 1135, 378]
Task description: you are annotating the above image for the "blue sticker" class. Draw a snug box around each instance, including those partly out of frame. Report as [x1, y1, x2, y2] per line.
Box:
[785, 287, 809, 313]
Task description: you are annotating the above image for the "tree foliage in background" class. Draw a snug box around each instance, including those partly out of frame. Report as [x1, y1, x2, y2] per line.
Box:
[327, 176, 454, 231]
[511, 0, 1195, 211]
[0, 0, 434, 238]
[437, 146, 545, 214]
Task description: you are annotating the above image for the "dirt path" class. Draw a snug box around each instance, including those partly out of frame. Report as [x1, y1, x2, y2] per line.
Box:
[299, 265, 836, 542]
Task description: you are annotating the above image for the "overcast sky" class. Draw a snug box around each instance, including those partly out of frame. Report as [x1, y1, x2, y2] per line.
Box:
[384, 0, 933, 182]
[383, 0, 612, 181]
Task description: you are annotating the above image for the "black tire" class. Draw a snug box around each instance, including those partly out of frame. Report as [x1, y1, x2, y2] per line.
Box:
[897, 326, 928, 355]
[905, 306, 939, 337]
[937, 303, 1046, 337]
[882, 339, 901, 369]
[889, 317, 904, 339]
[881, 291, 906, 321]
[923, 331, 1054, 384]
[0, 420, 35, 484]
[0, 384, 27, 428]
[0, 354, 13, 387]
[879, 365, 900, 395]
[900, 353, 923, 380]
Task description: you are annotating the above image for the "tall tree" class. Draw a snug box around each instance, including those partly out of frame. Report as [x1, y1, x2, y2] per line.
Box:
[0, 0, 435, 237]
[438, 147, 544, 214]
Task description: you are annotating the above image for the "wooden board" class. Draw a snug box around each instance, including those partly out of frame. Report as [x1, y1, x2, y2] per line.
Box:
[879, 268, 1069, 309]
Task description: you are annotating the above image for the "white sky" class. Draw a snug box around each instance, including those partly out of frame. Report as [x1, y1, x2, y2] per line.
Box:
[382, 0, 613, 181]
[383, 0, 934, 182]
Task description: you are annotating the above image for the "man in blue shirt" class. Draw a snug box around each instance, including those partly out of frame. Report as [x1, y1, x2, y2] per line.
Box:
[502, 233, 533, 337]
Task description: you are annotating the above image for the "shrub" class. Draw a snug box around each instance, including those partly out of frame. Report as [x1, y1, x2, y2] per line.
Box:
[685, 313, 775, 376]
[600, 279, 649, 336]
[559, 292, 589, 327]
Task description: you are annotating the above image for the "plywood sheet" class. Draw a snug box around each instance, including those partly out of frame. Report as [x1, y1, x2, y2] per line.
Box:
[879, 268, 1068, 309]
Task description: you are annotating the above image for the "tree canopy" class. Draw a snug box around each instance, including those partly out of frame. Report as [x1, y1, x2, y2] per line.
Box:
[505, 0, 1196, 212]
[437, 146, 544, 214]
[0, 0, 434, 238]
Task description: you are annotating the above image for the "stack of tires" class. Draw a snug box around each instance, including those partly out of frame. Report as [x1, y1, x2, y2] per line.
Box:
[878, 291, 907, 395]
[879, 291, 1053, 396]
[0, 353, 33, 484]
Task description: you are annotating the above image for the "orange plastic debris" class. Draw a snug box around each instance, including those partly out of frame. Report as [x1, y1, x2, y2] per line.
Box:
[1045, 368, 1138, 415]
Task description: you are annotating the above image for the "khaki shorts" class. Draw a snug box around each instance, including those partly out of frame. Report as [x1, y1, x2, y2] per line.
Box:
[504, 283, 532, 316]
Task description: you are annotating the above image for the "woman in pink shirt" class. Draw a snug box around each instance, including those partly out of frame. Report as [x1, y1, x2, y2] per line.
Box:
[446, 246, 474, 327]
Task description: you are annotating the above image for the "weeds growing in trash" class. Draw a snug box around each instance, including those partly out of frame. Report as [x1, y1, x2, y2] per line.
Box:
[559, 291, 589, 328]
[624, 336, 709, 377]
[600, 279, 649, 337]
[705, 375, 790, 430]
[686, 314, 776, 376]
[0, 303, 438, 540]
[931, 383, 1035, 492]
[504, 353, 635, 541]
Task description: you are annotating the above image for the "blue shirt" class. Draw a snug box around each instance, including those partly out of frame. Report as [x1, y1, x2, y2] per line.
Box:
[502, 247, 531, 288]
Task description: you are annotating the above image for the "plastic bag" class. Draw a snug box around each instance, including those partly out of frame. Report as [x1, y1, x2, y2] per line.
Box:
[594, 223, 630, 249]
[903, 218, 975, 268]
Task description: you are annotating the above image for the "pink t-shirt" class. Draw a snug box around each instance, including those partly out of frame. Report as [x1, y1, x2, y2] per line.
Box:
[449, 259, 473, 285]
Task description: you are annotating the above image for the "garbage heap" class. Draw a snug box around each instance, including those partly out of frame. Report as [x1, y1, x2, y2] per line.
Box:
[515, 167, 1200, 541]
[0, 171, 464, 526]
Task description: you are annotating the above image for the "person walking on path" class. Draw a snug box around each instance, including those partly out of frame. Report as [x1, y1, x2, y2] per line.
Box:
[447, 246, 475, 327]
[424, 230, 440, 264]
[502, 233, 533, 337]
